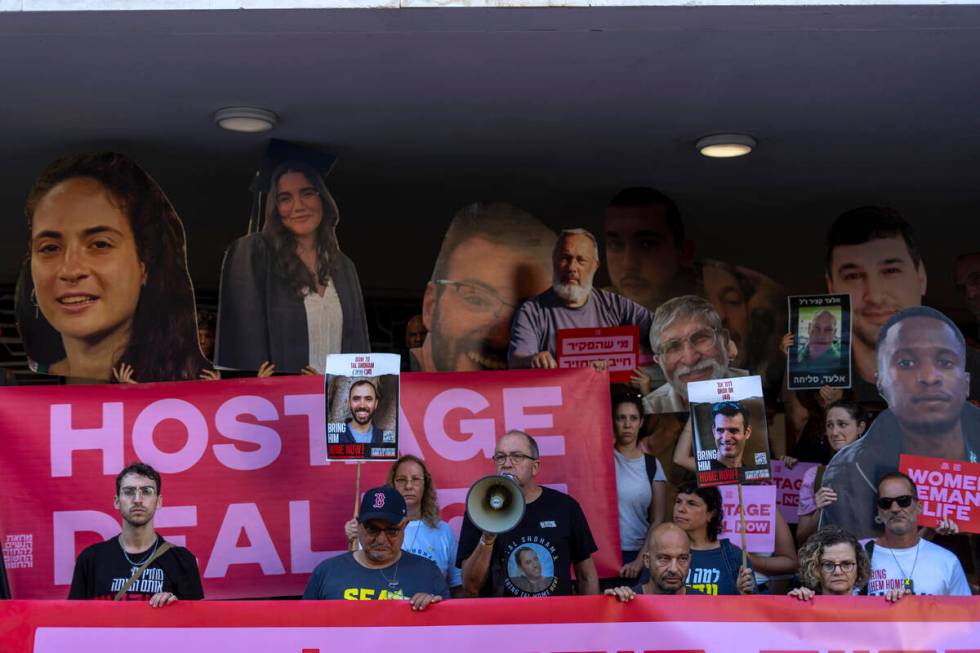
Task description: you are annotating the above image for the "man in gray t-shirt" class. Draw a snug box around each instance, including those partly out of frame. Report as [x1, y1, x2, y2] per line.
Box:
[302, 486, 449, 609]
[508, 229, 653, 369]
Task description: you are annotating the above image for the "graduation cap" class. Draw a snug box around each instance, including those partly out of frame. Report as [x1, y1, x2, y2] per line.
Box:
[250, 139, 337, 193]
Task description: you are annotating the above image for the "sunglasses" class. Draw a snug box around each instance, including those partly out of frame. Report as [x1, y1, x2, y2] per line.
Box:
[877, 495, 915, 510]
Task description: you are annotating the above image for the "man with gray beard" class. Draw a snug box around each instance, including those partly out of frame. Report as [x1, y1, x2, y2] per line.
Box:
[508, 229, 653, 369]
[642, 295, 744, 414]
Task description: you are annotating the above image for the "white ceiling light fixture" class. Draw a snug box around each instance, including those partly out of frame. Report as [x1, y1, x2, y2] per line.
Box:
[696, 133, 757, 158]
[214, 107, 278, 133]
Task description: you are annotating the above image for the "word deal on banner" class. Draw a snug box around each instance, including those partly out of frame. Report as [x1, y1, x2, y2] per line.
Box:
[719, 484, 776, 553]
[900, 454, 980, 534]
[770, 459, 818, 525]
[555, 325, 639, 384]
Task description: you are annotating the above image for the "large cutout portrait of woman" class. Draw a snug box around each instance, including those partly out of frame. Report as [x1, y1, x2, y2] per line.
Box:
[215, 160, 369, 373]
[15, 151, 209, 382]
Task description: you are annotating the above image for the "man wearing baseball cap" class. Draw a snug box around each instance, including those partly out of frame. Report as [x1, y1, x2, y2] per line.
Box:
[303, 486, 450, 609]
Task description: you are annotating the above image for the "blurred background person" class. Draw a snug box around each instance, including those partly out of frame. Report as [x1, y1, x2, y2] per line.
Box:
[954, 252, 980, 346]
[412, 202, 554, 372]
[216, 160, 369, 374]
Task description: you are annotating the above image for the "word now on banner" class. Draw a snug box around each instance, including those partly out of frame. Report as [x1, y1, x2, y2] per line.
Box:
[1, 596, 978, 653]
[0, 368, 618, 599]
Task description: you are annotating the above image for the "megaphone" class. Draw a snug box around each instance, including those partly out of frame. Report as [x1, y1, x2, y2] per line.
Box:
[465, 473, 526, 534]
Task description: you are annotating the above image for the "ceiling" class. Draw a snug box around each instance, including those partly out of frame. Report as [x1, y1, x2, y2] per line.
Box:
[1, 4, 978, 314]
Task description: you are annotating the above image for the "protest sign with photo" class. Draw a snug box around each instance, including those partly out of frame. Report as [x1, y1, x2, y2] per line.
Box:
[689, 375, 771, 487]
[787, 293, 852, 390]
[325, 353, 400, 462]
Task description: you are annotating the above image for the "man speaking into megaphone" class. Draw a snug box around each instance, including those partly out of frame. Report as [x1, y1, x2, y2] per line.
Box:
[457, 430, 599, 598]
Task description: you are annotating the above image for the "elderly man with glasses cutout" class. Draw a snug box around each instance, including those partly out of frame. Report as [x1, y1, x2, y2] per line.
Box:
[303, 486, 449, 609]
[68, 462, 203, 606]
[457, 430, 599, 597]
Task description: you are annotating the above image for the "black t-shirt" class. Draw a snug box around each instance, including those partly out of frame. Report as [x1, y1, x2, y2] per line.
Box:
[68, 535, 204, 601]
[302, 551, 450, 601]
[457, 486, 598, 598]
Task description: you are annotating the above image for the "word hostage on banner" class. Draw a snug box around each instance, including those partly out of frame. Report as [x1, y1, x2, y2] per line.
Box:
[0, 368, 618, 599]
[900, 454, 980, 534]
[719, 485, 776, 553]
[555, 326, 639, 383]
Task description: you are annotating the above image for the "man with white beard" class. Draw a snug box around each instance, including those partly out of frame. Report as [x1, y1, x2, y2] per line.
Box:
[642, 295, 744, 414]
[508, 229, 653, 369]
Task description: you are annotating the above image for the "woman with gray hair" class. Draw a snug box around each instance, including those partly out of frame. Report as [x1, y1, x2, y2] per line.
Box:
[789, 526, 870, 600]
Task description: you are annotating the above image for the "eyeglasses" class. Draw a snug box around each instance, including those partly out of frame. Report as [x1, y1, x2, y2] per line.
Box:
[119, 486, 157, 499]
[657, 327, 720, 361]
[492, 452, 537, 465]
[877, 495, 915, 510]
[275, 187, 320, 211]
[434, 280, 517, 318]
[362, 524, 403, 538]
[820, 560, 857, 574]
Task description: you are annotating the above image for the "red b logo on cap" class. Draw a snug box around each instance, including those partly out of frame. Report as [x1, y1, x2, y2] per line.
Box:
[373, 492, 385, 509]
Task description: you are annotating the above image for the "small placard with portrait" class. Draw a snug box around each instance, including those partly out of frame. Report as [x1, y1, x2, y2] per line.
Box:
[787, 293, 852, 391]
[689, 375, 772, 487]
[325, 353, 400, 462]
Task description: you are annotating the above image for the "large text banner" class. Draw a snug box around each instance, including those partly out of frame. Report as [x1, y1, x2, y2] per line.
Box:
[1, 597, 979, 653]
[0, 368, 617, 599]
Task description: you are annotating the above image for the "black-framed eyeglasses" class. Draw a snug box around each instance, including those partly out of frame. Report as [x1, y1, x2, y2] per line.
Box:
[434, 280, 517, 317]
[362, 524, 402, 538]
[820, 560, 857, 574]
[877, 495, 914, 510]
[492, 452, 537, 465]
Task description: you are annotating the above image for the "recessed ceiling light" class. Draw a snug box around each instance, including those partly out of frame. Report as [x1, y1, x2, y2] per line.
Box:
[696, 134, 756, 158]
[214, 107, 278, 133]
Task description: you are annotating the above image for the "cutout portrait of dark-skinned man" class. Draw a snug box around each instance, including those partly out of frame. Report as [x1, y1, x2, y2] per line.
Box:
[824, 206, 980, 405]
[410, 202, 555, 372]
[15, 151, 210, 383]
[820, 307, 980, 539]
[215, 147, 370, 374]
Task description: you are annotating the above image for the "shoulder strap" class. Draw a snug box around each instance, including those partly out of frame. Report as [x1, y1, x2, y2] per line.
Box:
[114, 542, 174, 601]
[644, 454, 658, 485]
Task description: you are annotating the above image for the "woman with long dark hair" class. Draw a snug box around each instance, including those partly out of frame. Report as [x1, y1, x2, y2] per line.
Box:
[16, 151, 208, 382]
[215, 160, 369, 373]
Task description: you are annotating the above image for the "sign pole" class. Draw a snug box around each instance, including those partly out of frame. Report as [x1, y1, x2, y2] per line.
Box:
[348, 462, 362, 552]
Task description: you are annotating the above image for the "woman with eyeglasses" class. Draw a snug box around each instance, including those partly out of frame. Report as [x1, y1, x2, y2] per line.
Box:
[788, 526, 870, 600]
[611, 393, 667, 582]
[795, 401, 868, 545]
[345, 455, 463, 595]
[215, 160, 369, 374]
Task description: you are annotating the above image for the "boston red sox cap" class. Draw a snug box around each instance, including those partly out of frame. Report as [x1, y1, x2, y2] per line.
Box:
[358, 486, 407, 525]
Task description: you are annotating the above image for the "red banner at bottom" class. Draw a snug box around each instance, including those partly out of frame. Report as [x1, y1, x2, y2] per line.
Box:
[1, 596, 978, 653]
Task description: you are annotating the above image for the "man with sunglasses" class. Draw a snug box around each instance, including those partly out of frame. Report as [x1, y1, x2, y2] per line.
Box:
[864, 472, 970, 598]
[457, 430, 599, 597]
[303, 486, 449, 609]
[822, 306, 980, 539]
[68, 462, 203, 605]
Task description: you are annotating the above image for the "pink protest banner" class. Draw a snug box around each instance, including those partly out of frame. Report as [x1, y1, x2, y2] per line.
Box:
[719, 485, 776, 553]
[2, 596, 979, 653]
[900, 454, 980, 534]
[556, 325, 639, 383]
[771, 459, 818, 525]
[0, 368, 618, 599]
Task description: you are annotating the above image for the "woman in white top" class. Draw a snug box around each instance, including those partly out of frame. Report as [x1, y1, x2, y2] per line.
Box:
[346, 454, 463, 594]
[612, 394, 667, 580]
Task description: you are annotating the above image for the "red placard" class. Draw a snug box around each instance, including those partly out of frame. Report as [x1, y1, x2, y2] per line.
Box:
[0, 368, 618, 599]
[556, 325, 639, 383]
[900, 454, 980, 534]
